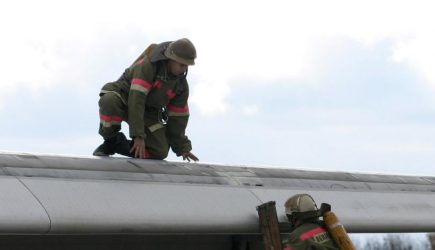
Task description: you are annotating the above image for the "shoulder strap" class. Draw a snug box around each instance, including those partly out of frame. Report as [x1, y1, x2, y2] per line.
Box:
[130, 43, 158, 67]
[149, 41, 172, 63]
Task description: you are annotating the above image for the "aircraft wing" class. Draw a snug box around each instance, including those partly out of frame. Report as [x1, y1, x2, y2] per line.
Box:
[0, 152, 434, 235]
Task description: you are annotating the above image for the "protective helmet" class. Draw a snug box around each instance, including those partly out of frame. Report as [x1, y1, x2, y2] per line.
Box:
[164, 38, 197, 66]
[284, 193, 318, 216]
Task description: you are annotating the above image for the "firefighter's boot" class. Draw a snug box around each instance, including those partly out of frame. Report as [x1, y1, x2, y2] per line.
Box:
[93, 132, 132, 157]
[112, 132, 133, 157]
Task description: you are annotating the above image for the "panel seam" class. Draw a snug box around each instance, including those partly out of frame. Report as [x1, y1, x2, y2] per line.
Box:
[15, 177, 52, 234]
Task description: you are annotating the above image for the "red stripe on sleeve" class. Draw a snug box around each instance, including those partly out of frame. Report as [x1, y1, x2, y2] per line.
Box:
[167, 104, 189, 113]
[134, 58, 144, 66]
[100, 114, 123, 122]
[131, 78, 152, 90]
[153, 80, 162, 89]
[166, 89, 176, 99]
[299, 227, 326, 241]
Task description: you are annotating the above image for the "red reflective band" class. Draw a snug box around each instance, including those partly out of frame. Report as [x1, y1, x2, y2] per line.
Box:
[100, 114, 123, 122]
[133, 149, 151, 159]
[131, 78, 152, 90]
[299, 227, 326, 241]
[153, 80, 162, 89]
[283, 247, 292, 250]
[144, 149, 151, 159]
[167, 104, 189, 113]
[134, 58, 144, 66]
[166, 89, 176, 99]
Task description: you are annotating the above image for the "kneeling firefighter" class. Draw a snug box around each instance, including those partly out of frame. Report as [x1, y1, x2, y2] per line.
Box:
[93, 38, 199, 161]
[283, 193, 355, 250]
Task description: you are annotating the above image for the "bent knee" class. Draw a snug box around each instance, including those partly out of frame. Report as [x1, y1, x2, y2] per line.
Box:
[149, 148, 169, 160]
[99, 92, 124, 109]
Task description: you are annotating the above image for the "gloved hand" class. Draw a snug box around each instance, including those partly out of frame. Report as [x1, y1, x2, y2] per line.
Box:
[130, 136, 146, 159]
[181, 151, 199, 162]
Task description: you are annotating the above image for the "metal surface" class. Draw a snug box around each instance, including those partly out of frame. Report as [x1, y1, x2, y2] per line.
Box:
[0, 177, 49, 233]
[0, 152, 434, 235]
[22, 179, 260, 234]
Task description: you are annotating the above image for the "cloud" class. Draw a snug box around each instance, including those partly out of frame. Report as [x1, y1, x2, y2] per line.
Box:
[241, 105, 259, 116]
[370, 143, 435, 154]
[190, 78, 230, 114]
[2, 0, 435, 115]
[391, 35, 435, 88]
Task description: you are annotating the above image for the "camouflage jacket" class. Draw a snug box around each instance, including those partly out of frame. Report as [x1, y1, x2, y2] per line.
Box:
[282, 223, 339, 250]
[100, 44, 192, 155]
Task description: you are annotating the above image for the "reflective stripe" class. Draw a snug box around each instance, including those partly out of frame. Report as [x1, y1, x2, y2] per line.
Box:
[132, 78, 152, 89]
[148, 123, 165, 132]
[167, 104, 189, 113]
[131, 84, 150, 94]
[167, 104, 189, 116]
[166, 89, 176, 99]
[100, 120, 121, 127]
[299, 227, 326, 241]
[131, 78, 152, 94]
[100, 114, 123, 122]
[283, 247, 292, 250]
[153, 80, 162, 89]
[168, 111, 189, 117]
[99, 114, 123, 127]
[134, 58, 144, 66]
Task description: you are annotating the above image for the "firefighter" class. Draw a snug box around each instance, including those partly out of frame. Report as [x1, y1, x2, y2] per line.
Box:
[282, 194, 339, 250]
[93, 38, 199, 161]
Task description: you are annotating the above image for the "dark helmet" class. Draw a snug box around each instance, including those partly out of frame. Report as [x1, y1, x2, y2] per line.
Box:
[164, 38, 197, 66]
[284, 193, 318, 216]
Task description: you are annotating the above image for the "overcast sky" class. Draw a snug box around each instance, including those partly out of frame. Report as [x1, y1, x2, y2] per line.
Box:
[1, 0, 435, 176]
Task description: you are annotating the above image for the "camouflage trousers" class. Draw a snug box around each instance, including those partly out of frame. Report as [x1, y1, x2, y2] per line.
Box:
[98, 92, 169, 159]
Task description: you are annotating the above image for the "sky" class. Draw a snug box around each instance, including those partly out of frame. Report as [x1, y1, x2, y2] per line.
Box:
[1, 0, 435, 177]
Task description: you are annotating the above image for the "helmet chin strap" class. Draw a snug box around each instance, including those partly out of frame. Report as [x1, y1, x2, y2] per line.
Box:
[175, 68, 188, 80]
[287, 214, 298, 229]
[165, 60, 188, 80]
[287, 203, 332, 228]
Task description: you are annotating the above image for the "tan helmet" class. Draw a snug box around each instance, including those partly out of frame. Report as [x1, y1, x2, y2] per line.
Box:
[284, 193, 318, 216]
[164, 38, 197, 66]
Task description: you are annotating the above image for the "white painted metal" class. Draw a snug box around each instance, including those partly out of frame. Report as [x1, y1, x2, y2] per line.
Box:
[0, 177, 50, 233]
[0, 152, 434, 234]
